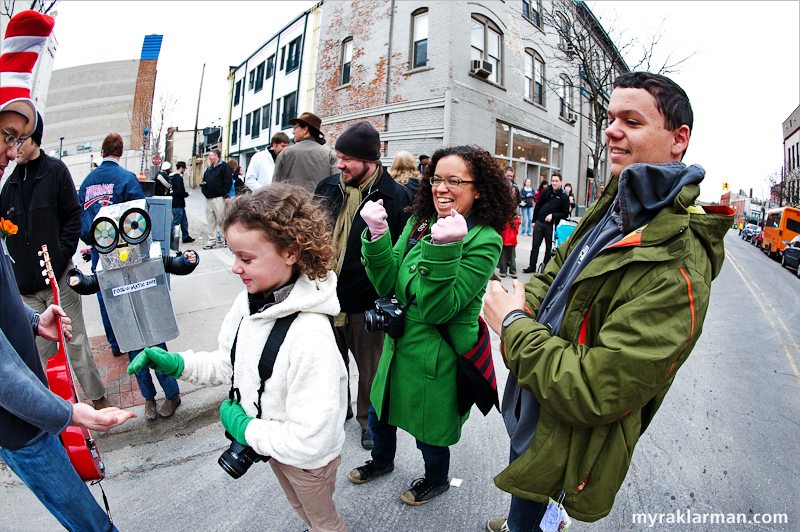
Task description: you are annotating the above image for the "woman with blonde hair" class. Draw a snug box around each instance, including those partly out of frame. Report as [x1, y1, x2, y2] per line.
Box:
[389, 151, 422, 191]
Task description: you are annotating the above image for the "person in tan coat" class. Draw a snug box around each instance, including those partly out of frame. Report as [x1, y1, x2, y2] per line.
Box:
[272, 112, 338, 193]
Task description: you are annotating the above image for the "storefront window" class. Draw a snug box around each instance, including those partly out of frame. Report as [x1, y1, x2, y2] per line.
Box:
[494, 121, 561, 186]
[495, 121, 510, 158]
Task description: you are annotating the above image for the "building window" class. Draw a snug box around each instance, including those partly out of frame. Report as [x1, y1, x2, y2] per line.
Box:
[525, 50, 544, 105]
[252, 109, 260, 138]
[248, 70, 255, 90]
[286, 37, 302, 73]
[560, 76, 573, 118]
[522, 0, 541, 27]
[262, 104, 270, 129]
[471, 15, 502, 85]
[233, 80, 241, 106]
[266, 55, 275, 79]
[281, 92, 297, 129]
[232, 120, 238, 145]
[495, 121, 561, 188]
[411, 9, 428, 69]
[255, 62, 265, 92]
[245, 113, 252, 136]
[275, 98, 281, 126]
[341, 38, 353, 85]
[280, 46, 286, 70]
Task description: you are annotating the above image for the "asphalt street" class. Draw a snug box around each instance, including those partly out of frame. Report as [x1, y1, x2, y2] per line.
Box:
[2, 196, 799, 531]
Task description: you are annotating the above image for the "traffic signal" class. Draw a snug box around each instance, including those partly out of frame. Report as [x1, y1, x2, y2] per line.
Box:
[722, 182, 730, 191]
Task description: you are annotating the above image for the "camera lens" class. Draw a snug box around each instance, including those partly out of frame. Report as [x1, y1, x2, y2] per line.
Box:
[218, 440, 256, 479]
[364, 309, 384, 333]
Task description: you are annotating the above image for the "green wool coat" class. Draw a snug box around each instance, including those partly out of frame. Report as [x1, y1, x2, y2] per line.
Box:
[361, 217, 502, 446]
[495, 176, 734, 521]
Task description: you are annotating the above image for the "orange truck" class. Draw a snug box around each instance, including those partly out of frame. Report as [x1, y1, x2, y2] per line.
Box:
[762, 206, 800, 258]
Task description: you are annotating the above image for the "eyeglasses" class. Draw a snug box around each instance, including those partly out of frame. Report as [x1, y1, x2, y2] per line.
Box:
[1, 128, 26, 150]
[430, 176, 474, 188]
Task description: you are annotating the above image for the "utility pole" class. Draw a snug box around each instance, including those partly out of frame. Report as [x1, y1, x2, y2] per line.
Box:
[191, 63, 205, 187]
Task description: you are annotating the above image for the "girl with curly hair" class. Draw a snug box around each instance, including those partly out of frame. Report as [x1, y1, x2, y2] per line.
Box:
[128, 184, 349, 531]
[347, 145, 515, 506]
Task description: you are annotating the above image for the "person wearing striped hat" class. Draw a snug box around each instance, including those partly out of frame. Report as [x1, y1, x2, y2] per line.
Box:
[0, 10, 135, 532]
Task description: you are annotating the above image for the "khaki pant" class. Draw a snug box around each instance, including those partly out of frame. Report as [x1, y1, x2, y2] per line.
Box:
[269, 455, 347, 532]
[22, 260, 106, 401]
[333, 313, 384, 431]
[205, 196, 227, 244]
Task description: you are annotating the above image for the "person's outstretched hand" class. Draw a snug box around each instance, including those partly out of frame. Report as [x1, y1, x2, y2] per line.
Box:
[127, 346, 184, 378]
[431, 209, 468, 245]
[70, 402, 136, 431]
[360, 199, 389, 241]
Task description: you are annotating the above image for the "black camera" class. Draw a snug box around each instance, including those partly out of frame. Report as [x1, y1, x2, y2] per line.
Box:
[364, 296, 407, 339]
[218, 431, 270, 479]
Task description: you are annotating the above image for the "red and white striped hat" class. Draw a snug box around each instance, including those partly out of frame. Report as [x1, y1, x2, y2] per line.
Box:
[1, 10, 55, 137]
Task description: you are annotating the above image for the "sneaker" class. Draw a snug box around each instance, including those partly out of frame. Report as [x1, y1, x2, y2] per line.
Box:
[487, 518, 510, 532]
[348, 460, 394, 484]
[158, 396, 181, 418]
[500, 273, 507, 278]
[145, 400, 157, 421]
[400, 477, 450, 505]
[361, 428, 374, 450]
[92, 396, 111, 410]
[511, 274, 517, 279]
[203, 242, 216, 250]
[112, 349, 126, 358]
[182, 236, 195, 243]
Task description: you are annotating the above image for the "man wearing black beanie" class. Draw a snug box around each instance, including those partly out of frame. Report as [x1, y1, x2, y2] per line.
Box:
[0, 113, 110, 410]
[315, 121, 413, 449]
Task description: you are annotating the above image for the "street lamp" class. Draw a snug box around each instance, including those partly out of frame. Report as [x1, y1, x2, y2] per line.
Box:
[59, 136, 64, 159]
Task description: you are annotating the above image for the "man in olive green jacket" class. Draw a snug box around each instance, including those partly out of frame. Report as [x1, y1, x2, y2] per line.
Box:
[484, 72, 734, 529]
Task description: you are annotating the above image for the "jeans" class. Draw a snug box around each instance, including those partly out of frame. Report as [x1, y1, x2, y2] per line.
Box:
[529, 221, 554, 269]
[507, 446, 548, 532]
[0, 433, 117, 532]
[521, 207, 533, 235]
[368, 405, 450, 486]
[128, 343, 180, 401]
[171, 207, 190, 240]
[91, 250, 119, 352]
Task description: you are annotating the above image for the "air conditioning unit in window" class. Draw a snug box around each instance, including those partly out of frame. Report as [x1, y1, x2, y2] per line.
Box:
[567, 112, 578, 123]
[564, 43, 576, 56]
[470, 59, 492, 79]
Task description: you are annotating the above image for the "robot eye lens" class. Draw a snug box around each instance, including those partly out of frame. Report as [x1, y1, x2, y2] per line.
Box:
[93, 220, 117, 249]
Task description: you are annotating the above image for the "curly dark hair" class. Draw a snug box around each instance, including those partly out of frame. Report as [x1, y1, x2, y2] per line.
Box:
[411, 145, 516, 232]
[222, 184, 335, 281]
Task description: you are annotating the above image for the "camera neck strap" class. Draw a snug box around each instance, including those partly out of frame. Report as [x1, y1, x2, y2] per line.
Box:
[228, 312, 300, 418]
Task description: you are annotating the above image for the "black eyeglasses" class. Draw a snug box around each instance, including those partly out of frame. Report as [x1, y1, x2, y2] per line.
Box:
[430, 176, 474, 188]
[1, 128, 26, 150]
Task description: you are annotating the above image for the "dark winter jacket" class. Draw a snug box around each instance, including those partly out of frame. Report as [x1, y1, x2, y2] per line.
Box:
[170, 172, 189, 208]
[315, 169, 413, 313]
[201, 161, 233, 199]
[532, 186, 570, 224]
[1, 153, 82, 294]
[79, 158, 145, 246]
[495, 164, 734, 521]
[154, 170, 172, 197]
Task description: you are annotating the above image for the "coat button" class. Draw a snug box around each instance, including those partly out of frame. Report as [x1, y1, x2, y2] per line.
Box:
[361, 257, 367, 266]
[419, 266, 429, 276]
[409, 264, 416, 272]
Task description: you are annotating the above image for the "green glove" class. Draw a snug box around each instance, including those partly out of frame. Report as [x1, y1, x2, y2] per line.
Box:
[127, 346, 184, 378]
[220, 399, 253, 446]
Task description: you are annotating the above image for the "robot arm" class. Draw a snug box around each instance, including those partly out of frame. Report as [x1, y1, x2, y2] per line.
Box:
[67, 268, 100, 295]
[163, 250, 199, 276]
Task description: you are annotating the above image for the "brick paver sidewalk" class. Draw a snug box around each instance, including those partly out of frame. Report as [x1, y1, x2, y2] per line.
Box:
[75, 336, 147, 409]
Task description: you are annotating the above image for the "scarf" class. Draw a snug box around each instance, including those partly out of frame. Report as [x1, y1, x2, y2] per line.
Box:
[332, 164, 381, 326]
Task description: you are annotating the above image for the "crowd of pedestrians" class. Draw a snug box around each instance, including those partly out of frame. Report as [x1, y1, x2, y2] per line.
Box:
[0, 10, 736, 532]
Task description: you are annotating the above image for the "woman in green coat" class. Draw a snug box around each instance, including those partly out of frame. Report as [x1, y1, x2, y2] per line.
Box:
[347, 146, 515, 505]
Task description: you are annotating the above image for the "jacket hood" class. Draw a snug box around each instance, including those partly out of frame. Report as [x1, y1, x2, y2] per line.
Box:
[232, 271, 340, 320]
[614, 162, 704, 234]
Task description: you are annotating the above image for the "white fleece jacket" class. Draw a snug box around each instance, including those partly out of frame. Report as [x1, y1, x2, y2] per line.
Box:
[178, 273, 347, 469]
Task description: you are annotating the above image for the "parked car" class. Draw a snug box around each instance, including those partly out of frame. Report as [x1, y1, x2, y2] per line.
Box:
[752, 228, 764, 248]
[763, 206, 800, 258]
[781, 234, 800, 276]
[742, 223, 760, 241]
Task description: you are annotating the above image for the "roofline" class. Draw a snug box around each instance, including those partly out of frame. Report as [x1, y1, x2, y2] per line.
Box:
[574, 1, 629, 73]
[233, 1, 323, 71]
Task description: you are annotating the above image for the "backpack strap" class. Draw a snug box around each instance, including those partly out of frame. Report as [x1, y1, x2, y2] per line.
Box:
[228, 319, 244, 404]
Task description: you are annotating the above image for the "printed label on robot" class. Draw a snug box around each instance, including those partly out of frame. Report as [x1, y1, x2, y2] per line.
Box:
[111, 278, 157, 296]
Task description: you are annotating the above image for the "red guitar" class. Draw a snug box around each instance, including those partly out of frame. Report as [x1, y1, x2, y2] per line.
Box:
[39, 245, 105, 481]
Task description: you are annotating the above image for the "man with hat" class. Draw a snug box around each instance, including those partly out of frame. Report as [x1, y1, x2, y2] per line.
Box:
[154, 160, 173, 197]
[1, 112, 111, 411]
[315, 121, 413, 449]
[273, 112, 338, 193]
[1, 10, 136, 532]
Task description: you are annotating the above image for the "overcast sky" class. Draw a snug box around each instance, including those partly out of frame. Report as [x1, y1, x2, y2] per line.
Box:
[49, 1, 799, 202]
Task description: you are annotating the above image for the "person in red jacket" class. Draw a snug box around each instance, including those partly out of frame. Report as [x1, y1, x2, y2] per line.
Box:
[497, 215, 521, 278]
